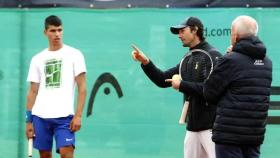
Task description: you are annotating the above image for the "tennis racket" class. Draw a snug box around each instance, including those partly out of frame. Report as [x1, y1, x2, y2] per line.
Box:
[178, 49, 214, 124]
[28, 138, 33, 158]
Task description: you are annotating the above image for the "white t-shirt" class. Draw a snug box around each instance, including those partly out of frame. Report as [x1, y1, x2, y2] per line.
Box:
[27, 44, 86, 118]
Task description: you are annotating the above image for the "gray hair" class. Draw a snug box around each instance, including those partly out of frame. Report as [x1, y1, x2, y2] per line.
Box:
[232, 15, 258, 37]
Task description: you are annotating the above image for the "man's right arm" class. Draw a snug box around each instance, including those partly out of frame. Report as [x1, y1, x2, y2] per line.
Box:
[25, 82, 39, 139]
[26, 82, 39, 110]
[131, 44, 179, 88]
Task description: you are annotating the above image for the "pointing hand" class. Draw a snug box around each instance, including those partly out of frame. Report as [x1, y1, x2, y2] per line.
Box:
[131, 44, 150, 65]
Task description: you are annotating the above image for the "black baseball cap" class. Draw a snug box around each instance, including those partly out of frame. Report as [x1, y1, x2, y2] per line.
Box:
[170, 17, 204, 34]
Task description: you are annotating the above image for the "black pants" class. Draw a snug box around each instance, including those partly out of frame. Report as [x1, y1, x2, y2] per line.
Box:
[216, 143, 260, 158]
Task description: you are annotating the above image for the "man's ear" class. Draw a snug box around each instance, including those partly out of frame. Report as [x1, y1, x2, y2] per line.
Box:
[235, 34, 241, 42]
[192, 26, 198, 34]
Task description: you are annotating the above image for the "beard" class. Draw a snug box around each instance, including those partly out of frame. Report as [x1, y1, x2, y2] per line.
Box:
[182, 42, 190, 47]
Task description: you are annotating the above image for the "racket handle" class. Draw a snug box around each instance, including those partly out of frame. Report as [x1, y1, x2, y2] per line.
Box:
[28, 138, 33, 157]
[179, 101, 189, 124]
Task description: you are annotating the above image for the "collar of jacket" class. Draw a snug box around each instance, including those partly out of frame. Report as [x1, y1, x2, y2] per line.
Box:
[190, 41, 208, 51]
[232, 36, 266, 59]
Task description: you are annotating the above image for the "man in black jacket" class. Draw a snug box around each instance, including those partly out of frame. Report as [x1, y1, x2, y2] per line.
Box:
[132, 17, 221, 158]
[203, 15, 272, 158]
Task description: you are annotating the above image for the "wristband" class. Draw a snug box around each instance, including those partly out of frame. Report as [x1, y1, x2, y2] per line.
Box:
[26, 111, 33, 123]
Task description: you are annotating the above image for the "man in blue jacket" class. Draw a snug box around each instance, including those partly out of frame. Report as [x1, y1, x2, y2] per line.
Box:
[203, 15, 272, 158]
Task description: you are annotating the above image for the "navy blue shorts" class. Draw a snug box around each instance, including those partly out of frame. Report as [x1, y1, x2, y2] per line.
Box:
[216, 143, 260, 158]
[32, 115, 75, 153]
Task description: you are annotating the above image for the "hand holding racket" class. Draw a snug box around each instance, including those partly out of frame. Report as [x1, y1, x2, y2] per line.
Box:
[131, 44, 150, 65]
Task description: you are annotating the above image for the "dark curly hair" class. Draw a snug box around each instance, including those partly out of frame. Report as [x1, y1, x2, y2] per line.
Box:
[45, 15, 62, 30]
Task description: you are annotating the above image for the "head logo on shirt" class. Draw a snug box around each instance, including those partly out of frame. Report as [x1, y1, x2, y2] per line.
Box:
[45, 58, 62, 88]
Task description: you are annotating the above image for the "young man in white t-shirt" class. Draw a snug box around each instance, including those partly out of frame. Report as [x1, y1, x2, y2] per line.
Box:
[25, 15, 87, 158]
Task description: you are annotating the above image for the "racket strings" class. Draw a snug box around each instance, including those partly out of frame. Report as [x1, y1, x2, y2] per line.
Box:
[193, 53, 210, 81]
[200, 55, 212, 80]
[180, 49, 213, 82]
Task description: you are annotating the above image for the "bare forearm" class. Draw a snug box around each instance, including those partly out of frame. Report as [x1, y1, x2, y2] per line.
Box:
[26, 83, 39, 110]
[74, 73, 87, 117]
[26, 93, 36, 110]
[75, 88, 86, 117]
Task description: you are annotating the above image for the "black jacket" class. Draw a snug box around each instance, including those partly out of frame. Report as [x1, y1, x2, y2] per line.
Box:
[204, 36, 272, 145]
[141, 41, 221, 131]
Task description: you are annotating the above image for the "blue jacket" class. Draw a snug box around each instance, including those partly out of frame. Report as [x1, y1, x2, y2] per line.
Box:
[204, 36, 272, 145]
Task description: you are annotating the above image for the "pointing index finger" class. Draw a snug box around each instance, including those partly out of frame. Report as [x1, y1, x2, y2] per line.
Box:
[131, 44, 141, 53]
[165, 79, 173, 82]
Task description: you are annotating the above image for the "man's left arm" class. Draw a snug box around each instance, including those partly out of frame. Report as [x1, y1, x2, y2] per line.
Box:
[178, 81, 203, 96]
[70, 72, 86, 132]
